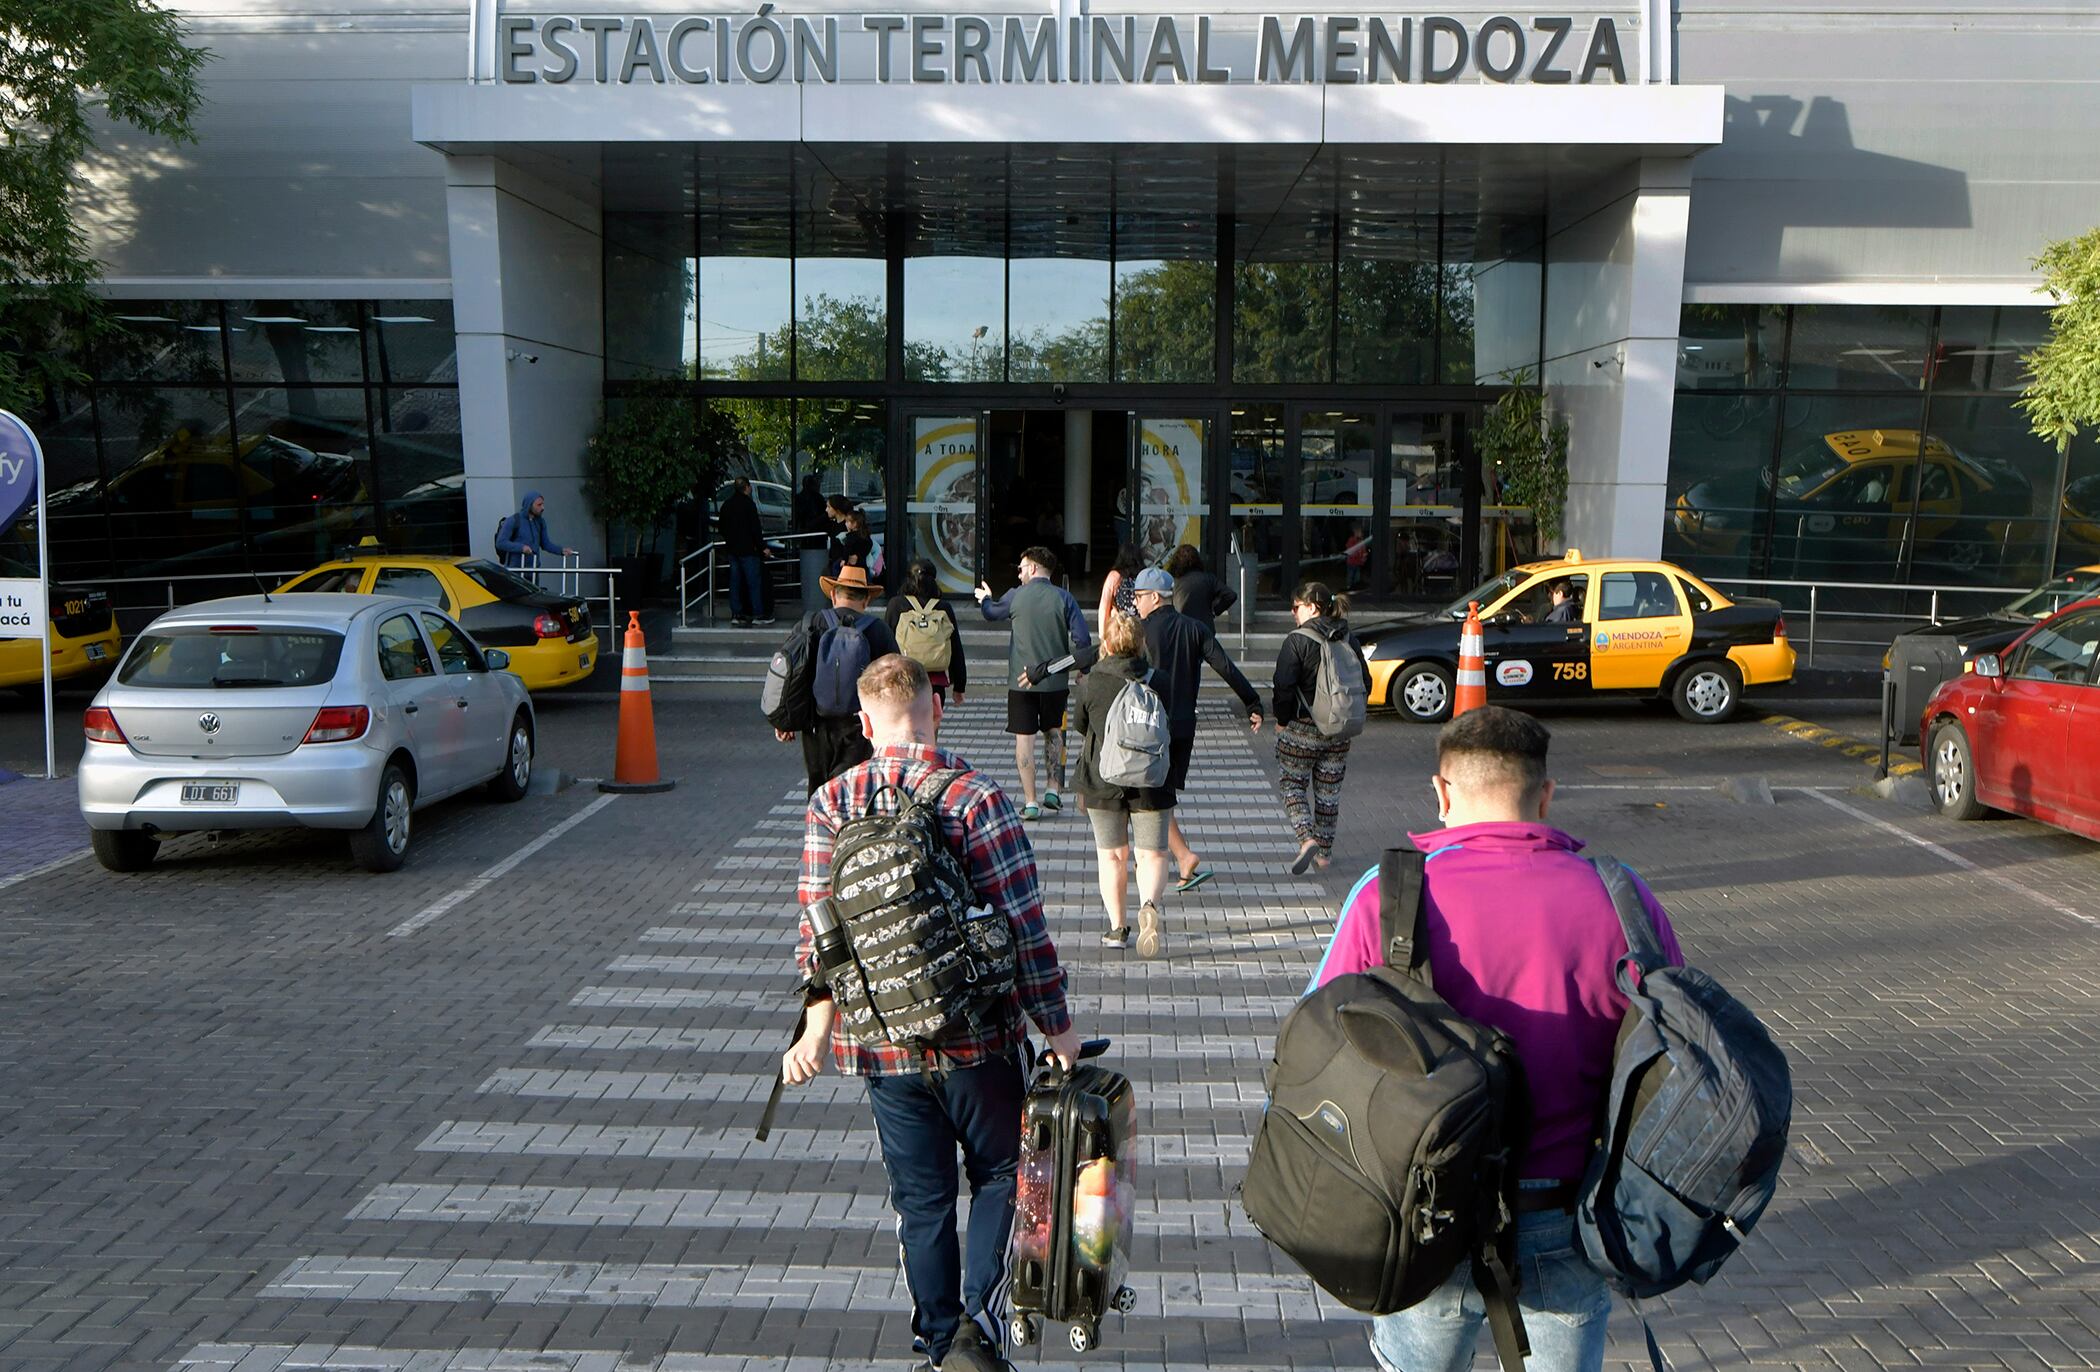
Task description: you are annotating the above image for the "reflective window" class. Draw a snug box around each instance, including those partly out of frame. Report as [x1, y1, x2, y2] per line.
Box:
[800, 399, 888, 566]
[796, 183, 887, 382]
[700, 230, 791, 381]
[231, 388, 375, 573]
[377, 614, 434, 681]
[121, 627, 344, 688]
[1597, 571, 1682, 621]
[1932, 307, 2051, 395]
[1338, 212, 1437, 386]
[1229, 406, 1287, 599]
[365, 303, 455, 386]
[376, 565, 449, 609]
[1760, 400, 1928, 582]
[1008, 213, 1109, 384]
[100, 301, 226, 383]
[1677, 305, 1784, 390]
[374, 388, 464, 555]
[905, 261, 1004, 383]
[227, 300, 366, 384]
[1439, 262, 1477, 386]
[283, 567, 364, 594]
[604, 213, 696, 381]
[1114, 213, 1214, 384]
[1235, 215, 1333, 385]
[1916, 395, 2068, 587]
[1388, 414, 1464, 599]
[1787, 305, 1932, 390]
[2060, 435, 2100, 576]
[2007, 608, 2100, 684]
[1662, 393, 1782, 581]
[95, 388, 241, 571]
[1297, 411, 1375, 591]
[421, 611, 480, 674]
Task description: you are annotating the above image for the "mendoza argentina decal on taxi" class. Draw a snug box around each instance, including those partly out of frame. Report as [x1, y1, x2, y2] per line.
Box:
[1358, 552, 1795, 724]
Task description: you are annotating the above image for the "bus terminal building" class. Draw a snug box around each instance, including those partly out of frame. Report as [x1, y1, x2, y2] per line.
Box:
[18, 0, 2100, 608]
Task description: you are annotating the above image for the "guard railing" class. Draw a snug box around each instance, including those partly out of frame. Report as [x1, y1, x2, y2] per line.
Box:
[1700, 575, 2028, 667]
[679, 532, 829, 627]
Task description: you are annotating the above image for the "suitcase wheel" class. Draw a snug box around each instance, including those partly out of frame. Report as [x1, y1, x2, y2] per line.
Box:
[1068, 1322, 1096, 1354]
[1113, 1285, 1137, 1314]
[1008, 1315, 1036, 1349]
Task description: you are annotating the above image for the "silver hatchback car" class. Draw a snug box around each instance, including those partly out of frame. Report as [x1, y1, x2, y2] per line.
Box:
[78, 593, 537, 873]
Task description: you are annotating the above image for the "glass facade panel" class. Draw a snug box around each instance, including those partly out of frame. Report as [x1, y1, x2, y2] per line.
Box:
[1388, 414, 1464, 600]
[226, 300, 365, 384]
[101, 301, 225, 383]
[1932, 307, 2050, 395]
[366, 304, 456, 386]
[1133, 416, 1207, 569]
[604, 213, 697, 381]
[904, 258, 1004, 383]
[1229, 405, 1287, 598]
[1113, 213, 1214, 384]
[793, 258, 886, 382]
[1338, 211, 1437, 386]
[1297, 411, 1376, 591]
[1009, 214, 1109, 383]
[711, 398, 796, 488]
[1916, 395, 2068, 586]
[700, 250, 791, 380]
[1677, 305, 1784, 390]
[799, 398, 888, 558]
[375, 388, 465, 554]
[909, 414, 980, 593]
[229, 388, 375, 572]
[1761, 396, 1927, 582]
[12, 385, 105, 574]
[1439, 263, 1478, 386]
[2060, 435, 2100, 575]
[94, 387, 240, 573]
[1234, 215, 1333, 385]
[1787, 305, 1932, 390]
[1662, 393, 1783, 582]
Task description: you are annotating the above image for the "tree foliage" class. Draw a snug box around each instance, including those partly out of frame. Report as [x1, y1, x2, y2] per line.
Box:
[0, 0, 209, 414]
[2019, 227, 2100, 454]
[1479, 369, 1571, 548]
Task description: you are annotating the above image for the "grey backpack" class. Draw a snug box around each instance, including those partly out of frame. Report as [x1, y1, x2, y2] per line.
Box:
[1577, 856, 1792, 1303]
[1097, 674, 1171, 788]
[1292, 625, 1367, 739]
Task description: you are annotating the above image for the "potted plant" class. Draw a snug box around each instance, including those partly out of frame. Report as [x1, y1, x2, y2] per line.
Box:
[584, 396, 700, 599]
[1478, 368, 1571, 561]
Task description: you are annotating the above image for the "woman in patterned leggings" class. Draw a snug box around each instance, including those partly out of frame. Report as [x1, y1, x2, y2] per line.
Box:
[1271, 582, 1371, 873]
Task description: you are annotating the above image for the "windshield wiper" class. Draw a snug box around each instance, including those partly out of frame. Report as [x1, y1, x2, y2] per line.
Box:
[211, 676, 285, 687]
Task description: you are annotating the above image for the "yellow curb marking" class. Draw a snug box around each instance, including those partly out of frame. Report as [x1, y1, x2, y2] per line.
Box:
[1757, 712, 1923, 776]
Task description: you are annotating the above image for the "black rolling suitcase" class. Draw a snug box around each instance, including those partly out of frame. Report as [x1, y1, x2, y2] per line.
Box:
[1008, 1039, 1138, 1355]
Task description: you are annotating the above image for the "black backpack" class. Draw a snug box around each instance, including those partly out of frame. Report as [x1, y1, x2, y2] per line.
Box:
[1576, 856, 1793, 1300]
[1243, 849, 1532, 1372]
[760, 617, 818, 732]
[822, 768, 1018, 1047]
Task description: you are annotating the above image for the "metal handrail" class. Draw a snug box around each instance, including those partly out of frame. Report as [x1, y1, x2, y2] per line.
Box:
[1702, 574, 2028, 667]
[514, 564, 621, 648]
[679, 531, 829, 627]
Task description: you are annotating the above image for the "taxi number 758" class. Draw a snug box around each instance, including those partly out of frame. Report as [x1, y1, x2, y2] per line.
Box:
[1551, 662, 1588, 682]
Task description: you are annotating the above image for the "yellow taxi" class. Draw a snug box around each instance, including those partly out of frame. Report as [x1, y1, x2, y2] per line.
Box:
[275, 552, 598, 691]
[0, 555, 122, 690]
[1358, 552, 1795, 724]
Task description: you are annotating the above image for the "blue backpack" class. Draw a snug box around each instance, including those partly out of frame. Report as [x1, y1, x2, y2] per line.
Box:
[812, 608, 873, 718]
[1578, 857, 1793, 1313]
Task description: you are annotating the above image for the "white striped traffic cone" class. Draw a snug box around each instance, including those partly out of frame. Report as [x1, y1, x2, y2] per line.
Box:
[1453, 600, 1487, 717]
[599, 611, 676, 793]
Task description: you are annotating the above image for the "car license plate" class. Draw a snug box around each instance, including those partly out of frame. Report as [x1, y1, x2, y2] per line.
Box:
[181, 782, 239, 804]
[85, 643, 107, 661]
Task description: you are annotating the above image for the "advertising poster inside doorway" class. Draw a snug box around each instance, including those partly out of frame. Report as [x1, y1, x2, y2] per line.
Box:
[1135, 417, 1206, 568]
[910, 416, 979, 593]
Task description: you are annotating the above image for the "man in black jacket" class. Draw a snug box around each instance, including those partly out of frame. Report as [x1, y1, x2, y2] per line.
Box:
[720, 477, 771, 627]
[1025, 568, 1261, 919]
[1164, 544, 1238, 631]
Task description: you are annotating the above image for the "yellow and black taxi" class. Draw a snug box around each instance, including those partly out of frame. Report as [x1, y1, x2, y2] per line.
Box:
[0, 554, 122, 690]
[1359, 553, 1795, 724]
[275, 551, 597, 691]
[1672, 429, 2032, 577]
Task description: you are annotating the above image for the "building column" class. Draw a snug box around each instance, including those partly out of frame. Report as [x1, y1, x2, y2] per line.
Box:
[1541, 157, 1693, 559]
[1064, 411, 1092, 577]
[443, 154, 605, 565]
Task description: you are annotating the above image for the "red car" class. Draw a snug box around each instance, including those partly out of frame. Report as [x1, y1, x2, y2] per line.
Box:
[1921, 597, 2100, 841]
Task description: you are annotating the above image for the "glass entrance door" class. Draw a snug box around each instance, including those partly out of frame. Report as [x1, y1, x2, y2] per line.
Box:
[1128, 413, 1211, 570]
[1386, 411, 1466, 601]
[1293, 409, 1378, 595]
[904, 411, 984, 594]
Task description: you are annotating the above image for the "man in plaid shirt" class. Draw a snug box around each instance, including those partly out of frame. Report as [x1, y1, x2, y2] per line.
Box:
[783, 653, 1081, 1372]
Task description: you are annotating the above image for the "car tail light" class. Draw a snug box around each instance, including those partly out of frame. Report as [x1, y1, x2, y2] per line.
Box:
[1773, 616, 1788, 641]
[302, 705, 370, 744]
[83, 706, 127, 744]
[533, 612, 564, 639]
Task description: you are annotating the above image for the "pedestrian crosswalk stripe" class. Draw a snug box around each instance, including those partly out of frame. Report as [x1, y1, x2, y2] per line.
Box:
[478, 1067, 1272, 1107]
[524, 1024, 1276, 1059]
[171, 1345, 1375, 1372]
[418, 1119, 1254, 1166]
[566, 984, 1308, 1014]
[604, 953, 1317, 979]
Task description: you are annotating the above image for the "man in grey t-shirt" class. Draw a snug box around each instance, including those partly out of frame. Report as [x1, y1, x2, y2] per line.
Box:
[975, 545, 1090, 819]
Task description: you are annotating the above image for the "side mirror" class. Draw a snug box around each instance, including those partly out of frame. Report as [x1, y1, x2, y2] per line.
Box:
[483, 648, 512, 672]
[1972, 652, 2002, 679]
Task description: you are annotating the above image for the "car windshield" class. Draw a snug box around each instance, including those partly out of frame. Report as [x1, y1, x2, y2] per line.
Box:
[460, 559, 540, 599]
[118, 627, 344, 688]
[2005, 571, 2100, 620]
[1439, 570, 1527, 619]
[1774, 453, 1845, 495]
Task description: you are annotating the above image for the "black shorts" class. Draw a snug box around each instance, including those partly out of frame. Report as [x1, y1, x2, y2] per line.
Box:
[1164, 734, 1195, 792]
[1006, 689, 1069, 736]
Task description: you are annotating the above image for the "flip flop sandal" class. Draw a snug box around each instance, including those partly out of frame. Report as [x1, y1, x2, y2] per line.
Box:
[1289, 844, 1320, 876]
[1174, 869, 1212, 892]
[1041, 791, 1062, 812]
[1021, 804, 1041, 821]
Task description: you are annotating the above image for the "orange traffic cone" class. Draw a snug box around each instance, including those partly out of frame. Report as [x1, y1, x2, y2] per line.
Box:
[599, 611, 676, 793]
[1453, 600, 1488, 718]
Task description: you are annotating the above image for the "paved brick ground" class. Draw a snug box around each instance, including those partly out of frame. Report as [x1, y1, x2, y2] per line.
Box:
[2, 686, 2099, 1371]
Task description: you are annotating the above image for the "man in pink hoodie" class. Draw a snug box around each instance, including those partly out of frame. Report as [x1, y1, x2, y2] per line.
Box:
[1308, 705, 1683, 1372]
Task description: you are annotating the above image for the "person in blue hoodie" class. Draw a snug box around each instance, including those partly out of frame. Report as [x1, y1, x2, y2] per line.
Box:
[496, 491, 576, 569]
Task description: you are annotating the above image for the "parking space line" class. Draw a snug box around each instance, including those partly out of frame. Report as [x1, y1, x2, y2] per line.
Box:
[387, 794, 621, 939]
[1759, 710, 1923, 776]
[0, 847, 90, 892]
[1801, 788, 2096, 928]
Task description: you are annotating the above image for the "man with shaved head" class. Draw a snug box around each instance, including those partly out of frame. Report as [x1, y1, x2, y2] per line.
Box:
[1305, 705, 1685, 1372]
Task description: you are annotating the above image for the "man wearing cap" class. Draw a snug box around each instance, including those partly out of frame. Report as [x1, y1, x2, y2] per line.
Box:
[1025, 568, 1261, 940]
[775, 564, 902, 794]
[974, 546, 1090, 821]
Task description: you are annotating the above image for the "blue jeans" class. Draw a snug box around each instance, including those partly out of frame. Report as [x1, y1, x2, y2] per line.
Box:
[864, 1054, 1027, 1365]
[1369, 1209, 1611, 1372]
[729, 554, 764, 618]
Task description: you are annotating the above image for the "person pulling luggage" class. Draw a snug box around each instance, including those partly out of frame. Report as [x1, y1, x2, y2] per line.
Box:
[782, 653, 1082, 1372]
[1270, 581, 1371, 873]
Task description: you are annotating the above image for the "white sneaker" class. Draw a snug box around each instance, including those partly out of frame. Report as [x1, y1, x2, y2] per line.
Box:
[1135, 901, 1164, 959]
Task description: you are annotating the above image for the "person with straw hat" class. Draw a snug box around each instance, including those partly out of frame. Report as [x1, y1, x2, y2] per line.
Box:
[774, 563, 900, 794]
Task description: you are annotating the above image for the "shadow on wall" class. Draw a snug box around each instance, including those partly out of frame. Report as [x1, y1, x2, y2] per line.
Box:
[1688, 95, 1972, 281]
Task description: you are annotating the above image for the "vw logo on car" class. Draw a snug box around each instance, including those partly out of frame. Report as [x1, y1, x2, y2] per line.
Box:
[197, 712, 221, 734]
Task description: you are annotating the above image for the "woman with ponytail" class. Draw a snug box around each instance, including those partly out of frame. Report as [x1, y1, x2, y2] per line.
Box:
[1271, 581, 1371, 873]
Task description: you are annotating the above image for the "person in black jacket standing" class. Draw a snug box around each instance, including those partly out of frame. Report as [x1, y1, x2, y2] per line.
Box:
[1164, 544, 1238, 631]
[1025, 567, 1261, 915]
[720, 477, 771, 627]
[1271, 581, 1372, 873]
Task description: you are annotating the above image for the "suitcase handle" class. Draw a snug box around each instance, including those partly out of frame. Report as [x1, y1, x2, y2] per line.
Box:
[1032, 1036, 1111, 1084]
